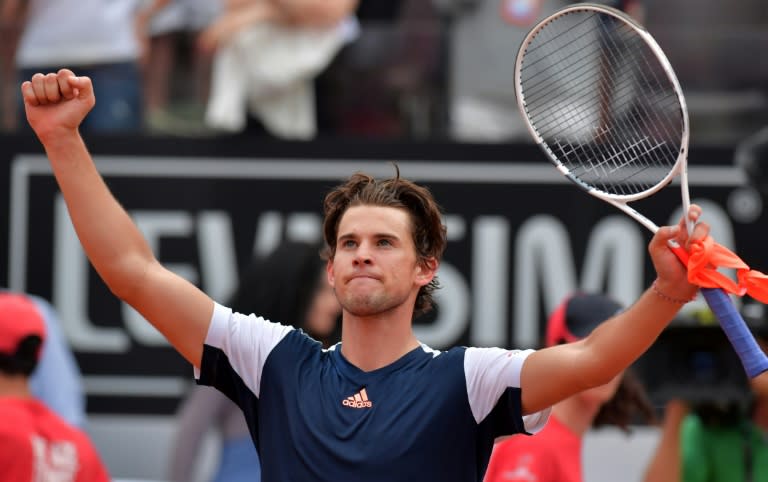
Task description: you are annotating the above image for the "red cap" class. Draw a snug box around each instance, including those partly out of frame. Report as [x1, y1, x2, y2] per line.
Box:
[0, 293, 46, 357]
[545, 293, 623, 347]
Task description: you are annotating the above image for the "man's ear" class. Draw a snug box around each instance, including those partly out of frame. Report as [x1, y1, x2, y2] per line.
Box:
[326, 258, 335, 287]
[415, 257, 438, 287]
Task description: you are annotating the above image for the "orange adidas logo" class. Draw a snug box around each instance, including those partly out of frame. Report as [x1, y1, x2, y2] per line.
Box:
[342, 388, 373, 409]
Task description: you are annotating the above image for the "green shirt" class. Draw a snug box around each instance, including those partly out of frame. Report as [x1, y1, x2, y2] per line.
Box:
[682, 414, 768, 481]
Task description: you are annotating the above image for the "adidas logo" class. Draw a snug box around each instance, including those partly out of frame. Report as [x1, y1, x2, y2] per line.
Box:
[342, 388, 373, 409]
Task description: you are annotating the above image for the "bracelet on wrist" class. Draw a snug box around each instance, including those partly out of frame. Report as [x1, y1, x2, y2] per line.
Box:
[651, 280, 695, 305]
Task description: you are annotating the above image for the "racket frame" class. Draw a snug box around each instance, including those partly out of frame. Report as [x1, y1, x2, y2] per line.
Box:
[514, 2, 692, 234]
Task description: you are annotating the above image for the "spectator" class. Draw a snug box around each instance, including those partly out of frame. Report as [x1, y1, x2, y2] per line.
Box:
[8, 0, 170, 134]
[168, 241, 341, 482]
[0, 288, 85, 428]
[435, 0, 644, 142]
[144, 0, 222, 136]
[315, 0, 447, 138]
[484, 293, 656, 482]
[643, 334, 768, 482]
[201, 0, 359, 138]
[0, 292, 110, 481]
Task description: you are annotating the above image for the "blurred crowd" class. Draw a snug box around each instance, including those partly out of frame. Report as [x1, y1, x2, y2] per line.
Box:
[0, 0, 768, 142]
[1, 0, 766, 142]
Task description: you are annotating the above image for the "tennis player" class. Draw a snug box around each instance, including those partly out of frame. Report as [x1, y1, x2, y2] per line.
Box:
[22, 69, 708, 481]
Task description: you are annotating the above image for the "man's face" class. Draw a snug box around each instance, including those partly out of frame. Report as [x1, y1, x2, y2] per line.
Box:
[327, 205, 434, 318]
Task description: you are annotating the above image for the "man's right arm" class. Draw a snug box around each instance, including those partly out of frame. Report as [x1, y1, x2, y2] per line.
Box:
[22, 71, 213, 368]
[519, 207, 706, 415]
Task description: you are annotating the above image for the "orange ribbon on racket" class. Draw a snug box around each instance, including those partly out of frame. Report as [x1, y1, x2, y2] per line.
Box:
[686, 236, 768, 303]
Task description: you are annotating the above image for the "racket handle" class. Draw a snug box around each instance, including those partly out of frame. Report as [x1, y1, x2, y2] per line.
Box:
[700, 288, 768, 379]
[667, 241, 768, 378]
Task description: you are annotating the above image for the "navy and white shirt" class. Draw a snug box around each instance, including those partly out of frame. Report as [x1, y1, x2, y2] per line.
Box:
[196, 303, 550, 482]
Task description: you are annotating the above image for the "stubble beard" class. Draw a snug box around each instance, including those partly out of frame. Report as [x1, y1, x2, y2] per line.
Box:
[340, 291, 393, 317]
[339, 286, 410, 318]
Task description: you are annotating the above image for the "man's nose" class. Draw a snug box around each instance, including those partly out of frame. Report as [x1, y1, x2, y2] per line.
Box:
[353, 244, 373, 265]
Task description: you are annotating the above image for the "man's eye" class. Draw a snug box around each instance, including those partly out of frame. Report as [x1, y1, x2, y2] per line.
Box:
[378, 239, 392, 246]
[343, 240, 356, 248]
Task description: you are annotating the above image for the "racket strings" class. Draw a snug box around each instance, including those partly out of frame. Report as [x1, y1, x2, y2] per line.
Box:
[533, 26, 678, 193]
[519, 10, 685, 196]
[524, 23, 666, 187]
[531, 19, 675, 163]
[522, 17, 654, 131]
[573, 20, 680, 189]
[521, 19, 637, 127]
[522, 23, 637, 114]
[524, 25, 660, 186]
[521, 15, 606, 102]
[527, 24, 664, 192]
[598, 20, 682, 155]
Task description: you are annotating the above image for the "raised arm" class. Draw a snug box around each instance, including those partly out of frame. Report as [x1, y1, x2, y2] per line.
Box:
[520, 205, 707, 414]
[642, 399, 688, 482]
[21, 70, 213, 367]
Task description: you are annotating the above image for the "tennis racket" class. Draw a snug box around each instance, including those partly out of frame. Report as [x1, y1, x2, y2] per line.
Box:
[514, 3, 768, 378]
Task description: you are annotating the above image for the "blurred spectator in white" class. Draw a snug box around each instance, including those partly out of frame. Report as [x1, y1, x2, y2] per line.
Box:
[144, 0, 222, 135]
[4, 0, 170, 133]
[435, 0, 643, 142]
[199, 0, 359, 139]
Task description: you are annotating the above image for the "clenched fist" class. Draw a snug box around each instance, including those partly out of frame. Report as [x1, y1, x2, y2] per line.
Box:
[21, 69, 95, 142]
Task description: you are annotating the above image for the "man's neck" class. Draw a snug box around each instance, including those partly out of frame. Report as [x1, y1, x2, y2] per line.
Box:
[339, 309, 421, 372]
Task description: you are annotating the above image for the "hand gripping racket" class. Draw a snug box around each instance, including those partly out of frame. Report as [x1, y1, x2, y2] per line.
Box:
[514, 3, 768, 378]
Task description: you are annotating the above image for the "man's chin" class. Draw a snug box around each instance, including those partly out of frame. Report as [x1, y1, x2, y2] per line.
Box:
[341, 296, 386, 317]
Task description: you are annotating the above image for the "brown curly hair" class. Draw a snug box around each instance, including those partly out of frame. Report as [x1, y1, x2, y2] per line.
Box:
[321, 165, 447, 317]
[593, 369, 658, 431]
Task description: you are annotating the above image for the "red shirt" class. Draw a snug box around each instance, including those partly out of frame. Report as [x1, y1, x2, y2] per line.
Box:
[0, 397, 110, 482]
[484, 414, 582, 482]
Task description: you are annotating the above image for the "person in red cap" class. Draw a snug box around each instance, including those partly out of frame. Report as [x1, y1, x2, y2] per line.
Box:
[484, 293, 656, 482]
[0, 293, 110, 482]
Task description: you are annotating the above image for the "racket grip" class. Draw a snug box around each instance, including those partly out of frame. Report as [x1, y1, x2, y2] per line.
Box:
[701, 287, 768, 379]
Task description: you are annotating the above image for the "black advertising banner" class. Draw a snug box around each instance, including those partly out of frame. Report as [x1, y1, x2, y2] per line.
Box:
[1, 135, 764, 413]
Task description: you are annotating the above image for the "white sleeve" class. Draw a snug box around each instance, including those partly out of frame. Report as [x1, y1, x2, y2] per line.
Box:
[194, 302, 293, 397]
[464, 347, 550, 434]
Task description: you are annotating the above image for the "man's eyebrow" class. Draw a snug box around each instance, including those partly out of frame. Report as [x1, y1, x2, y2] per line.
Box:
[338, 232, 400, 240]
